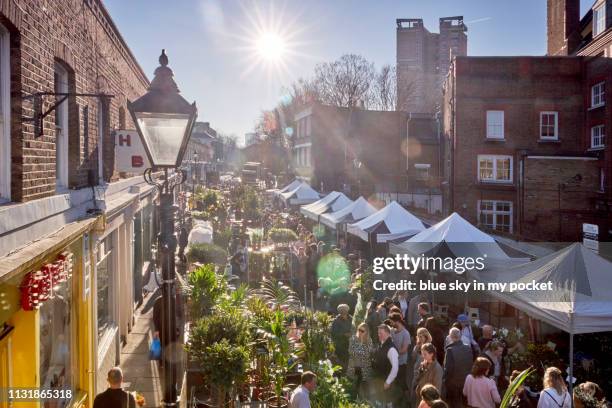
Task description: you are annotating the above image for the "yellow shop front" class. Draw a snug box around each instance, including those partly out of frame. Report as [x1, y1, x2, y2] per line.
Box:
[0, 217, 100, 408]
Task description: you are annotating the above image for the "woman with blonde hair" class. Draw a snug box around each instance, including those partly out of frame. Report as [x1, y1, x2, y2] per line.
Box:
[537, 367, 570, 408]
[408, 328, 433, 407]
[347, 322, 375, 399]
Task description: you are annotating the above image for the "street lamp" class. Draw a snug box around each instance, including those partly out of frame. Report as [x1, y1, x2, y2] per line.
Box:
[128, 49, 197, 406]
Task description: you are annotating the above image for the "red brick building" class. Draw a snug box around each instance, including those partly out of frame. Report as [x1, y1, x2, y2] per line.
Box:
[443, 0, 612, 242]
[0, 0, 149, 203]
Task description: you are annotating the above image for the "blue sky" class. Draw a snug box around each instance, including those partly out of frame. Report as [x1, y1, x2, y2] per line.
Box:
[104, 0, 593, 143]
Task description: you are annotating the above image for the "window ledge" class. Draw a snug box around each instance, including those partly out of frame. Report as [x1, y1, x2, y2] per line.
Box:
[588, 104, 605, 111]
[97, 324, 118, 369]
[588, 147, 605, 151]
[484, 138, 506, 142]
[538, 139, 561, 143]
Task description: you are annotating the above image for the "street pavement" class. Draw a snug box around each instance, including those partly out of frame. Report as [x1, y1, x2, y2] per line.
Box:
[121, 293, 163, 407]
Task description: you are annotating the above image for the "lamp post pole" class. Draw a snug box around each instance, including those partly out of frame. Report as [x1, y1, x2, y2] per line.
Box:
[128, 50, 197, 407]
[158, 169, 179, 404]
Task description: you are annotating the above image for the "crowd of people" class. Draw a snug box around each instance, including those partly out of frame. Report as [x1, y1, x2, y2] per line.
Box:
[306, 295, 610, 408]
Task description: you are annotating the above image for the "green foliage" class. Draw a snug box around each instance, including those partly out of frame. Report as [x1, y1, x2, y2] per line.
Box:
[248, 251, 271, 282]
[187, 264, 227, 318]
[187, 243, 228, 265]
[197, 339, 249, 392]
[255, 278, 301, 311]
[310, 360, 353, 408]
[297, 311, 334, 371]
[269, 228, 299, 244]
[187, 310, 250, 360]
[509, 343, 564, 390]
[213, 227, 232, 250]
[500, 367, 534, 408]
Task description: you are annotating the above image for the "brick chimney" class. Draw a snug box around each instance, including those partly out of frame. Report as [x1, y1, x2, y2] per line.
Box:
[547, 0, 580, 55]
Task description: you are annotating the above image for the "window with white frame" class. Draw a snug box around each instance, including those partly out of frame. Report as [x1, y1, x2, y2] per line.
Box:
[414, 163, 430, 180]
[479, 200, 513, 233]
[600, 167, 606, 192]
[54, 62, 69, 190]
[478, 155, 513, 183]
[305, 116, 311, 137]
[486, 110, 504, 139]
[594, 3, 606, 37]
[96, 234, 114, 340]
[540, 112, 558, 139]
[591, 125, 605, 148]
[591, 82, 605, 108]
[0, 25, 10, 201]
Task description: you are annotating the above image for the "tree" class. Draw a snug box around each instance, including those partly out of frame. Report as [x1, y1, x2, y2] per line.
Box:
[313, 54, 375, 108]
[370, 64, 397, 111]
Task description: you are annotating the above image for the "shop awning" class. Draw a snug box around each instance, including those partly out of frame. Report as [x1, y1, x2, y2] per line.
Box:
[0, 217, 99, 283]
[347, 201, 425, 243]
[319, 196, 378, 229]
[300, 191, 353, 222]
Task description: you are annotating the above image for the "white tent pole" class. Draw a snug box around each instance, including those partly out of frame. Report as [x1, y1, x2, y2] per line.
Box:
[569, 311, 574, 407]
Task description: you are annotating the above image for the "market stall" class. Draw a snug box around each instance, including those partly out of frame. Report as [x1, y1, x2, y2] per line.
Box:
[300, 191, 353, 222]
[319, 196, 378, 230]
[279, 182, 320, 206]
[480, 243, 612, 397]
[389, 212, 529, 268]
[347, 201, 425, 244]
[266, 179, 301, 196]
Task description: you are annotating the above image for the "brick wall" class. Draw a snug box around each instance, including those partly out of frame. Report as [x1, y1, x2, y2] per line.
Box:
[2, 0, 149, 202]
[445, 56, 608, 241]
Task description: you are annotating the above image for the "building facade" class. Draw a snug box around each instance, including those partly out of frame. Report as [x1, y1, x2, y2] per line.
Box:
[396, 17, 467, 113]
[443, 6, 612, 243]
[0, 0, 163, 405]
[293, 104, 442, 215]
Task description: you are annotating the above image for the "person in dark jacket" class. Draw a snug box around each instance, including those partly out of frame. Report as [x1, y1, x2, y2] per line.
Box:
[417, 302, 432, 329]
[331, 304, 353, 370]
[443, 327, 473, 408]
[372, 324, 399, 407]
[93, 367, 136, 408]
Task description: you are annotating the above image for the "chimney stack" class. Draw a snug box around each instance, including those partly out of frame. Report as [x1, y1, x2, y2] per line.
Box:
[547, 0, 580, 55]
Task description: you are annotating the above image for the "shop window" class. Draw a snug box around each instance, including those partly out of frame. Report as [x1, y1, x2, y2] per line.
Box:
[478, 155, 513, 183]
[96, 234, 114, 339]
[479, 200, 513, 233]
[0, 24, 10, 201]
[54, 62, 70, 191]
[486, 110, 504, 139]
[539, 112, 558, 140]
[39, 273, 73, 404]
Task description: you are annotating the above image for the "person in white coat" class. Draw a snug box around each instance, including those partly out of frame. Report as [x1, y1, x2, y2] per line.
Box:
[537, 367, 571, 408]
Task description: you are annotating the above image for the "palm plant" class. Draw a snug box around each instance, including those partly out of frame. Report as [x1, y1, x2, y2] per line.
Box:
[500, 367, 535, 408]
[254, 278, 301, 312]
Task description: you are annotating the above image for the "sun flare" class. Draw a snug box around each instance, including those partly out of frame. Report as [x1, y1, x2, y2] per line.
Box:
[256, 32, 286, 61]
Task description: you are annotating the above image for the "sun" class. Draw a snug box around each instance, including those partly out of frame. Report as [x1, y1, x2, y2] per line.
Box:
[256, 32, 286, 61]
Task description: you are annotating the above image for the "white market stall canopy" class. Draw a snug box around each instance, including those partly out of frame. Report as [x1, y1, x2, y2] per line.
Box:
[279, 182, 320, 205]
[347, 201, 425, 243]
[481, 243, 612, 334]
[266, 179, 301, 195]
[300, 191, 353, 221]
[319, 196, 378, 229]
[389, 212, 527, 267]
